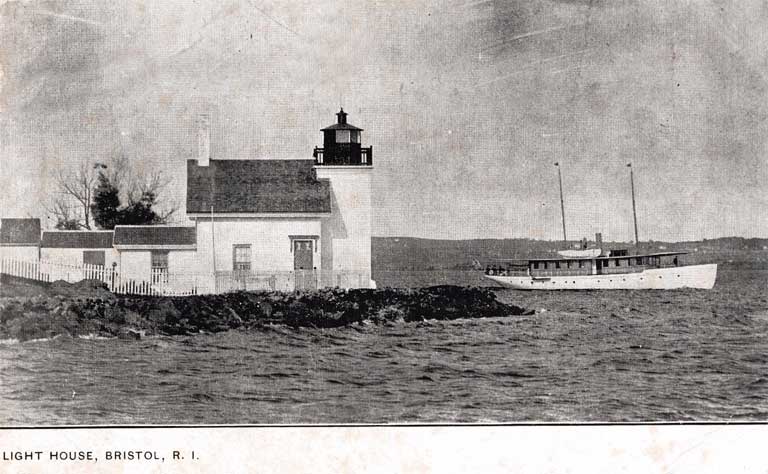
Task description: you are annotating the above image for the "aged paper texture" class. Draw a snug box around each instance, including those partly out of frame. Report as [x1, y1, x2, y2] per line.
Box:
[1, 0, 766, 471]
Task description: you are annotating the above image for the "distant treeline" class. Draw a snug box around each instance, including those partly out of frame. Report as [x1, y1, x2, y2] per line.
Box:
[372, 236, 768, 271]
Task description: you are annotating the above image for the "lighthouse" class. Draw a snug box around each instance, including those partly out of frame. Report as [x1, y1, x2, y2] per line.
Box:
[314, 108, 374, 288]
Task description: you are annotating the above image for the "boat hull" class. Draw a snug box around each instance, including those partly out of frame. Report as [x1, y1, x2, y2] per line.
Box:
[485, 264, 717, 290]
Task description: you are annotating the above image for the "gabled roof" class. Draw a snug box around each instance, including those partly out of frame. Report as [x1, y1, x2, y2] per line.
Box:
[113, 226, 196, 248]
[41, 231, 113, 249]
[0, 218, 41, 245]
[186, 159, 331, 214]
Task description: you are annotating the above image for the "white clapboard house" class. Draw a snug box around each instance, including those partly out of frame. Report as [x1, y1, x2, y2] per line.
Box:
[187, 108, 373, 292]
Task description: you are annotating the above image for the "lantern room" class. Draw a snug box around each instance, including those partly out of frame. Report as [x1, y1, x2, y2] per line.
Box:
[313, 108, 373, 166]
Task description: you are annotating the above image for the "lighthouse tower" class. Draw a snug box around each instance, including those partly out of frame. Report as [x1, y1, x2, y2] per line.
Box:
[313, 108, 374, 288]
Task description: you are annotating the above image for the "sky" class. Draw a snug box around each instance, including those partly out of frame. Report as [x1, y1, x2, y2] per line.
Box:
[1, 0, 766, 241]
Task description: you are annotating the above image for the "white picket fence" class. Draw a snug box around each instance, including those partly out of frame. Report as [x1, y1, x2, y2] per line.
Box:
[0, 258, 48, 283]
[1, 258, 371, 296]
[0, 258, 204, 296]
[40, 259, 118, 287]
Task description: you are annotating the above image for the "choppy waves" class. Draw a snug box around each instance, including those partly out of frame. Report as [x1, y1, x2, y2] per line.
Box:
[1, 268, 766, 424]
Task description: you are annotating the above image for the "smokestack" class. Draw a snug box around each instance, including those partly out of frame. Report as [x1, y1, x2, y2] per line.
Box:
[197, 114, 210, 167]
[595, 232, 603, 254]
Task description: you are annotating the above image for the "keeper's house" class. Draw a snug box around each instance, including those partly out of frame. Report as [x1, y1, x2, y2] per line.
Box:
[188, 108, 374, 291]
[113, 225, 197, 284]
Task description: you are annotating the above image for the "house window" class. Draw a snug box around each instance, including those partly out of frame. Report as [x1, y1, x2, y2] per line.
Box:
[351, 131, 361, 143]
[233, 244, 251, 271]
[151, 251, 169, 271]
[151, 251, 169, 284]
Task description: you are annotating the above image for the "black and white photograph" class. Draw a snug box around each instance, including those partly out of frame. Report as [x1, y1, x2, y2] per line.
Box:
[1, 0, 767, 465]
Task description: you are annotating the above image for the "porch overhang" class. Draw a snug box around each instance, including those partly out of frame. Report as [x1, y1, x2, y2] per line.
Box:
[289, 234, 320, 253]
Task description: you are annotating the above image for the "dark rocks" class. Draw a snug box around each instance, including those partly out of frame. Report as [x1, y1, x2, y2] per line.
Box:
[47, 279, 115, 299]
[0, 274, 49, 297]
[118, 328, 144, 340]
[0, 285, 528, 341]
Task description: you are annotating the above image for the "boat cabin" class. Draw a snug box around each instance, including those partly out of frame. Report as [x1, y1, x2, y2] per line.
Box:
[484, 251, 686, 277]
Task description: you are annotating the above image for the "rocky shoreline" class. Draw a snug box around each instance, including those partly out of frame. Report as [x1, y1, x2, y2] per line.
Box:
[0, 279, 529, 341]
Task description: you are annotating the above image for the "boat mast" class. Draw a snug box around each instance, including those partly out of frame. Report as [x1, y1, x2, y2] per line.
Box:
[628, 163, 639, 245]
[555, 162, 567, 244]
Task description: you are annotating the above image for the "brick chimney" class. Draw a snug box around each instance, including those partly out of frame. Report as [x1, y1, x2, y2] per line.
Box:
[197, 114, 210, 167]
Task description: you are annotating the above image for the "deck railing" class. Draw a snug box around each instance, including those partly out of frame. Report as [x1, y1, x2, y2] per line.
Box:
[313, 146, 373, 166]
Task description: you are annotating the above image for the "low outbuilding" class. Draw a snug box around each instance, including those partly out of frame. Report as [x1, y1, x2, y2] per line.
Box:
[113, 225, 197, 285]
[0, 218, 41, 262]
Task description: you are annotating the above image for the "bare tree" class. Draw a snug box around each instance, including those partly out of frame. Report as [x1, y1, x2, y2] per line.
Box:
[113, 154, 178, 224]
[46, 156, 179, 229]
[131, 169, 178, 224]
[47, 199, 81, 230]
[45, 161, 102, 230]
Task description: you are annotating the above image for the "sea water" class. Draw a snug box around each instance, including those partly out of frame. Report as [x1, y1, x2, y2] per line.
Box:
[1, 267, 766, 424]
